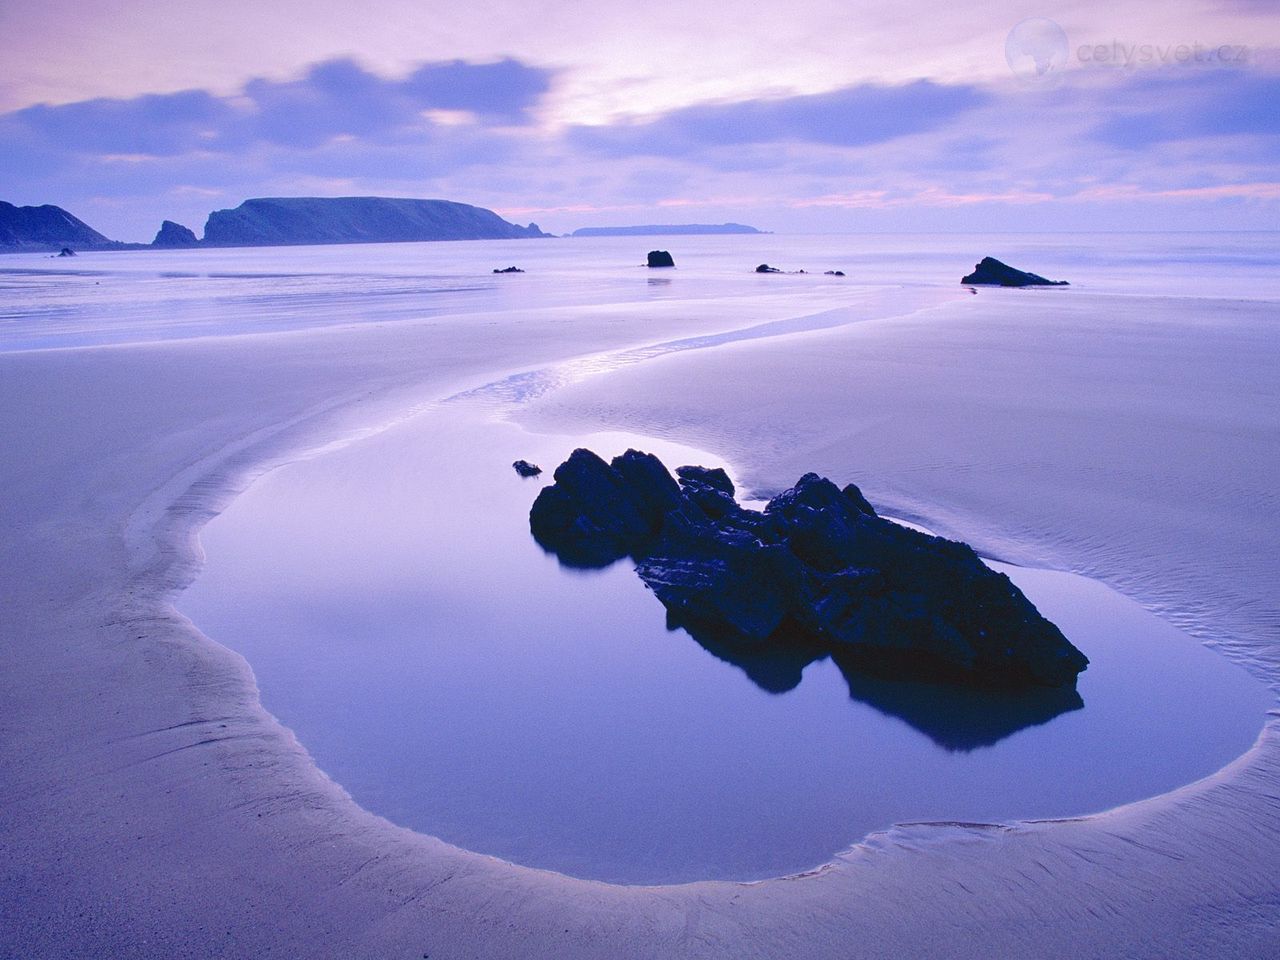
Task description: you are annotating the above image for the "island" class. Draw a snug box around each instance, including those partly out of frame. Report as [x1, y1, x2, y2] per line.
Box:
[201, 197, 549, 246]
[530, 448, 1089, 689]
[0, 201, 115, 252]
[572, 223, 765, 237]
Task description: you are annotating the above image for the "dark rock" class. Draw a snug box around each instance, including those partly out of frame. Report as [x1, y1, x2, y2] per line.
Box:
[493, 266, 525, 274]
[529, 449, 1089, 689]
[755, 263, 782, 273]
[841, 482, 877, 517]
[57, 247, 76, 257]
[610, 449, 686, 531]
[512, 459, 542, 477]
[676, 464, 734, 496]
[529, 449, 653, 567]
[151, 220, 200, 247]
[646, 250, 675, 268]
[824, 270, 845, 276]
[962, 256, 1068, 287]
[636, 511, 813, 643]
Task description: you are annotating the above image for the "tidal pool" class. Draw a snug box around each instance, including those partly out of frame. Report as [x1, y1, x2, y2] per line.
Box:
[180, 407, 1273, 884]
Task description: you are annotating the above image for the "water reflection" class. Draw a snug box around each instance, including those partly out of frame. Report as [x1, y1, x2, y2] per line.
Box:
[836, 667, 1083, 752]
[671, 612, 1083, 749]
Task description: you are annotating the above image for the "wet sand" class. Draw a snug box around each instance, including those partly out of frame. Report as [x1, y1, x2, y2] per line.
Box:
[2, 256, 1277, 957]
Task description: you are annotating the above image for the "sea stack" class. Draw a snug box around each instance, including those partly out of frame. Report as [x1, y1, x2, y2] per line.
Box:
[962, 257, 1069, 287]
[646, 250, 675, 268]
[151, 220, 200, 247]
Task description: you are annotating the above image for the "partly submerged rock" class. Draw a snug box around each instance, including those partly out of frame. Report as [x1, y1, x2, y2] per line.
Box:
[647, 250, 675, 268]
[493, 265, 525, 274]
[825, 269, 846, 276]
[151, 220, 200, 247]
[962, 257, 1069, 287]
[755, 263, 782, 273]
[528, 449, 657, 567]
[529, 449, 1088, 688]
[56, 247, 76, 257]
[512, 459, 542, 477]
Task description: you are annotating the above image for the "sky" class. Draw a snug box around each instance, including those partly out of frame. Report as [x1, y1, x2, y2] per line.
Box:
[2, 0, 1277, 239]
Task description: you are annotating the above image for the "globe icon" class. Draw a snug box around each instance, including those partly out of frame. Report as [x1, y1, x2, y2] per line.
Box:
[1005, 18, 1070, 83]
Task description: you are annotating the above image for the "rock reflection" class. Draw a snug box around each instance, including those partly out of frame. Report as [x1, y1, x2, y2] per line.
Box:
[670, 613, 1084, 750]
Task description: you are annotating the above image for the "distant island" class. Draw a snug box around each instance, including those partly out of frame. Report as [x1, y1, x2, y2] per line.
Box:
[201, 197, 548, 246]
[571, 223, 766, 237]
[0, 197, 549, 252]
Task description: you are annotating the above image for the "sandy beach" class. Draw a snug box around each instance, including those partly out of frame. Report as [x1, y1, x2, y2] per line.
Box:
[2, 240, 1278, 958]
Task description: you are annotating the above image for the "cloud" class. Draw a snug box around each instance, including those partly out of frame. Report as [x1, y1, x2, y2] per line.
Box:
[11, 89, 234, 156]
[1091, 67, 1280, 148]
[1, 57, 555, 158]
[401, 59, 553, 121]
[3, 55, 1279, 240]
[568, 80, 989, 155]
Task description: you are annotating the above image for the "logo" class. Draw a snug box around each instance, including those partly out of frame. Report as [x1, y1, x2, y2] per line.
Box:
[1005, 18, 1070, 84]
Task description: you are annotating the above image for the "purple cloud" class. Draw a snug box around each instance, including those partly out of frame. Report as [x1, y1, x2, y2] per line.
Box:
[1092, 68, 1280, 150]
[2, 57, 554, 158]
[568, 81, 990, 155]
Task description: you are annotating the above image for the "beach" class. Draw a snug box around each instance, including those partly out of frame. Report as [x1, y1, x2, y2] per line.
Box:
[2, 234, 1278, 958]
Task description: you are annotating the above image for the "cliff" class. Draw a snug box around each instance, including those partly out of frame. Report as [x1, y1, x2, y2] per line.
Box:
[0, 201, 114, 251]
[201, 197, 549, 247]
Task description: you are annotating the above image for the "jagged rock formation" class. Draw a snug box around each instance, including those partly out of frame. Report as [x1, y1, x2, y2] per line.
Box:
[962, 257, 1069, 286]
[201, 197, 549, 247]
[151, 220, 200, 248]
[0, 201, 112, 251]
[493, 266, 525, 274]
[530, 449, 1089, 689]
[573, 223, 764, 237]
[512, 460, 542, 477]
[647, 250, 675, 268]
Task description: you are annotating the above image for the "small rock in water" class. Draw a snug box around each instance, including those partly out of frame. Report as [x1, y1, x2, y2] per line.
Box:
[824, 270, 845, 276]
[493, 266, 525, 274]
[961, 257, 1068, 287]
[647, 250, 675, 268]
[755, 263, 781, 273]
[57, 247, 76, 257]
[512, 459, 542, 477]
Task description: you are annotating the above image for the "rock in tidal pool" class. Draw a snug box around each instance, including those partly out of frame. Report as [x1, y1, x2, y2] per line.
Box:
[512, 459, 542, 477]
[529, 449, 1089, 689]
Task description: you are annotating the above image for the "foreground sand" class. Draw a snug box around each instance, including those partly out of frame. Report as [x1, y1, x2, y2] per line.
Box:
[1, 281, 1277, 958]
